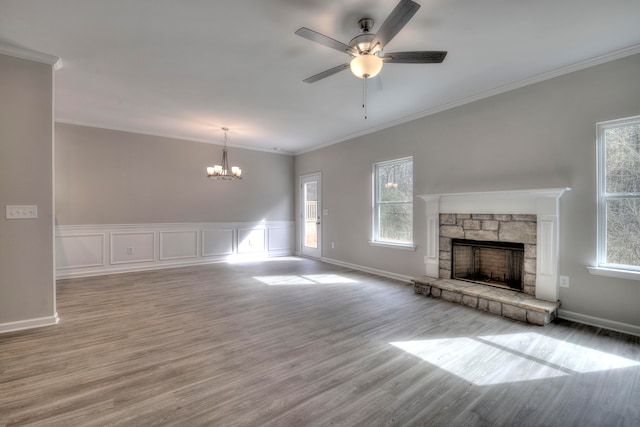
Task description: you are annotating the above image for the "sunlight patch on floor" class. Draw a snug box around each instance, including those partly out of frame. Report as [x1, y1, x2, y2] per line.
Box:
[391, 332, 640, 386]
[225, 255, 304, 264]
[253, 274, 359, 286]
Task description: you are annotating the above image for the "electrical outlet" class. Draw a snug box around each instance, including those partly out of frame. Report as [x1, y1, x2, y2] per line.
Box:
[331, 242, 335, 248]
[559, 276, 570, 288]
[126, 247, 134, 255]
[6, 205, 38, 219]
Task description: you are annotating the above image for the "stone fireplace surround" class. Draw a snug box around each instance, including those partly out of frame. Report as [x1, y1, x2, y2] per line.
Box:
[412, 189, 570, 325]
[419, 188, 570, 303]
[441, 213, 536, 295]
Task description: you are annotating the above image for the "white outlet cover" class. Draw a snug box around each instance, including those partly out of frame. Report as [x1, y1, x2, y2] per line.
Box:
[6, 205, 38, 219]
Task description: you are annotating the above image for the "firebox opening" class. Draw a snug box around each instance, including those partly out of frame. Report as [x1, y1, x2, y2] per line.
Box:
[451, 239, 524, 291]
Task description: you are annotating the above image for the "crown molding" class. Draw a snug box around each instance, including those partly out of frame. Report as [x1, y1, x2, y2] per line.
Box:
[296, 43, 640, 155]
[55, 119, 294, 155]
[0, 43, 63, 70]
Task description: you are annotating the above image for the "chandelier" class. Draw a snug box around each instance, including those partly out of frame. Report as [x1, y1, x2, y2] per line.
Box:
[206, 127, 242, 180]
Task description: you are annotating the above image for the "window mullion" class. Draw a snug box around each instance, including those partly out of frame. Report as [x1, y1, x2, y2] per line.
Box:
[377, 200, 412, 205]
[602, 193, 640, 198]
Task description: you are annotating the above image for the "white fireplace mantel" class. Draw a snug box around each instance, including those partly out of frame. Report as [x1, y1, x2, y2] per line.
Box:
[418, 188, 570, 302]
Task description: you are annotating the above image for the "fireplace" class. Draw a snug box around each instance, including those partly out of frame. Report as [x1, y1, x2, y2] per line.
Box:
[437, 213, 537, 294]
[419, 188, 570, 302]
[451, 239, 524, 291]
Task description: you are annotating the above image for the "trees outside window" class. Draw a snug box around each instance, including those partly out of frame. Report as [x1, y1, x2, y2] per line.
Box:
[373, 157, 413, 246]
[597, 116, 640, 270]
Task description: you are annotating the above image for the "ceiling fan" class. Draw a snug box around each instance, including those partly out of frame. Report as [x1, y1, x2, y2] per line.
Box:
[295, 0, 447, 83]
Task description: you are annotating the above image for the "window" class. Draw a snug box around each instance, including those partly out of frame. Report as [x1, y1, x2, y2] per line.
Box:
[597, 116, 640, 272]
[373, 157, 413, 247]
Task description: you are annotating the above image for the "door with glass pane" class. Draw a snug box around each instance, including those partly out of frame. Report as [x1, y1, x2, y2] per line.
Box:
[300, 173, 321, 258]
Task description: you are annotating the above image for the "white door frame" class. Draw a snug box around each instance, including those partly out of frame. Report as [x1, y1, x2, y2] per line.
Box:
[299, 172, 322, 259]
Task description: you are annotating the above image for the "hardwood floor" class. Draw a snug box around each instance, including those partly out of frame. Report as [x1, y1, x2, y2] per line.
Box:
[1, 257, 639, 426]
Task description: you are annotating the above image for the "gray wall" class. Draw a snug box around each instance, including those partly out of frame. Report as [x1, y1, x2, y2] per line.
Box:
[295, 53, 640, 328]
[56, 123, 294, 225]
[0, 54, 55, 325]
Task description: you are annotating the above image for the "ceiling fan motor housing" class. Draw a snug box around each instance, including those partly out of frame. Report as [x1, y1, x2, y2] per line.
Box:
[350, 33, 378, 55]
[351, 18, 380, 54]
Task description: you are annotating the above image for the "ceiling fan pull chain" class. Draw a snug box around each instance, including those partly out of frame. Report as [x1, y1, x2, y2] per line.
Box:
[363, 77, 368, 120]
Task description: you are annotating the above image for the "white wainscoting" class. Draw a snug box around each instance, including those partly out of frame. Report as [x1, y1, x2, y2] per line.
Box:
[238, 227, 266, 254]
[160, 230, 198, 261]
[111, 232, 155, 264]
[268, 226, 291, 252]
[202, 229, 234, 256]
[56, 221, 294, 279]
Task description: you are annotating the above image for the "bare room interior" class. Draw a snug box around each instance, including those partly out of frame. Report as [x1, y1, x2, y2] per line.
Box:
[1, 0, 640, 425]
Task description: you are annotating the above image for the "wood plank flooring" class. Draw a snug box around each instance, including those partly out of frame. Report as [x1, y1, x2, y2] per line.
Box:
[1, 257, 639, 426]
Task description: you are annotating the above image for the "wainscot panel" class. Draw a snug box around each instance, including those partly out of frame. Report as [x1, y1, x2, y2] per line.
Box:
[238, 227, 266, 254]
[268, 226, 293, 252]
[160, 230, 198, 261]
[56, 222, 294, 279]
[111, 232, 155, 265]
[202, 229, 234, 257]
[55, 233, 105, 270]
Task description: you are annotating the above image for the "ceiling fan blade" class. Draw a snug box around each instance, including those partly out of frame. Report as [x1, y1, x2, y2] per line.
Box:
[370, 0, 420, 51]
[382, 51, 447, 63]
[295, 27, 357, 55]
[303, 63, 350, 83]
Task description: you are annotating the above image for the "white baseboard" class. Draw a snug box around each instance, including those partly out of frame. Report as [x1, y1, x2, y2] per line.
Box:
[557, 309, 640, 337]
[321, 257, 414, 283]
[0, 312, 60, 334]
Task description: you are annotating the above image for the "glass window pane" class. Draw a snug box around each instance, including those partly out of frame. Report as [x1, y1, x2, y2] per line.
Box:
[605, 125, 640, 194]
[304, 181, 318, 249]
[305, 182, 317, 202]
[378, 161, 413, 202]
[304, 221, 317, 248]
[379, 203, 413, 244]
[606, 198, 640, 266]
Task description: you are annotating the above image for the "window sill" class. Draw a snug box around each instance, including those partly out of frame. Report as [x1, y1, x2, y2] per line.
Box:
[587, 266, 640, 281]
[369, 241, 416, 251]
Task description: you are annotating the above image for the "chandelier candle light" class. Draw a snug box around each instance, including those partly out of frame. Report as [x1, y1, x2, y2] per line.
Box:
[206, 127, 242, 180]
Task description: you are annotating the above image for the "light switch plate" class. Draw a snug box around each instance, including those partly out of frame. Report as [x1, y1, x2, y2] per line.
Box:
[6, 205, 38, 219]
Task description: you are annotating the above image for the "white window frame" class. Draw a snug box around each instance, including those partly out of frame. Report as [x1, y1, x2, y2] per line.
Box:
[371, 156, 415, 250]
[591, 115, 640, 280]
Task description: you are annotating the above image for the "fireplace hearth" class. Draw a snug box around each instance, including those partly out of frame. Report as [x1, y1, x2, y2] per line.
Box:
[452, 239, 524, 291]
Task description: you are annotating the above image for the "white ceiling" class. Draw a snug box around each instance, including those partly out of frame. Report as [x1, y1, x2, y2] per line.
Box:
[1, 0, 639, 154]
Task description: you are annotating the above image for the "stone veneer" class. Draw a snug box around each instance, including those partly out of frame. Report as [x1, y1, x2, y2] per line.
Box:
[439, 214, 537, 295]
[412, 276, 560, 326]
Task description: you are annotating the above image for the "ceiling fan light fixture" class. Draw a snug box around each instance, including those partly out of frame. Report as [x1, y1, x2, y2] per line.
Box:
[350, 54, 383, 79]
